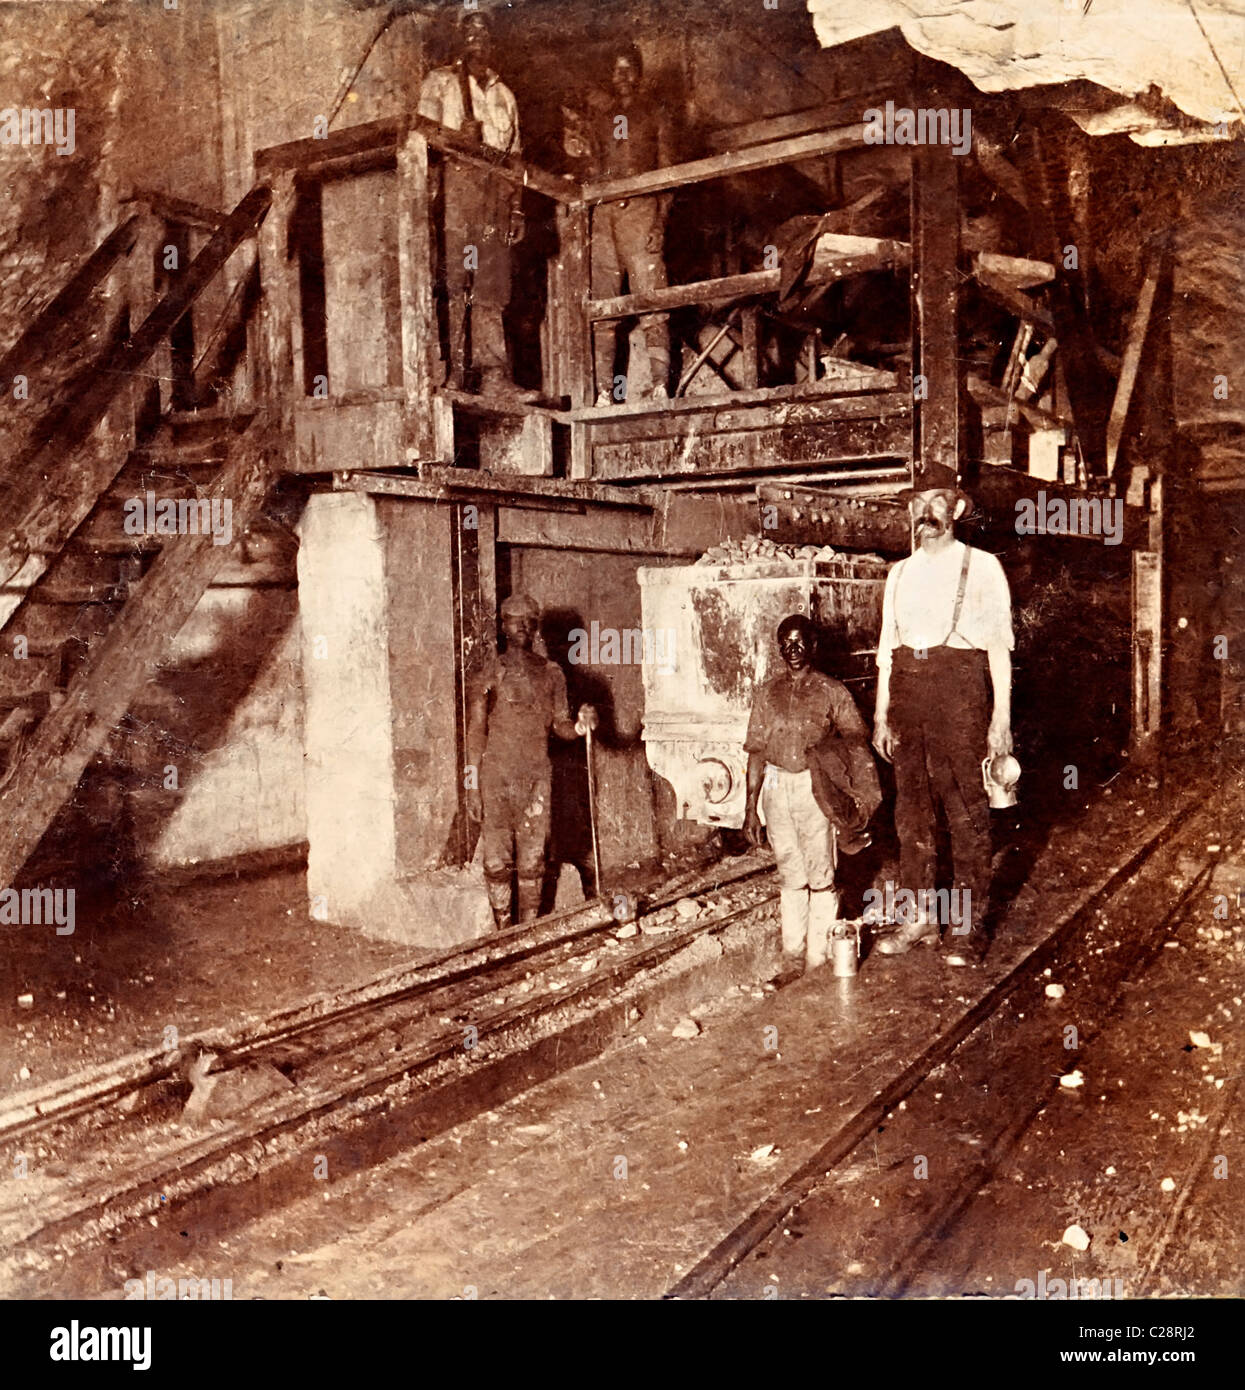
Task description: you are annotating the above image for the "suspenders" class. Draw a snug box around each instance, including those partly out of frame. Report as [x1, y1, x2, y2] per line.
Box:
[895, 545, 973, 649]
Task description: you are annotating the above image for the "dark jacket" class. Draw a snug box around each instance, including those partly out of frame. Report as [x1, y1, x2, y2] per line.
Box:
[804, 689, 881, 850]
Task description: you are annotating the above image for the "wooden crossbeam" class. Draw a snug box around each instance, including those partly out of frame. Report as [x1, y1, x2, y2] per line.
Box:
[973, 270, 1056, 332]
[587, 235, 908, 322]
[121, 188, 225, 232]
[0, 421, 275, 892]
[581, 125, 867, 204]
[255, 115, 579, 205]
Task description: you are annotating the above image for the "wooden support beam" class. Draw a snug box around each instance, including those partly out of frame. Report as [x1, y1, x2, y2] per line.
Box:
[255, 115, 578, 205]
[973, 135, 1029, 210]
[129, 213, 174, 418]
[1021, 124, 1112, 477]
[706, 100, 879, 153]
[966, 373, 1069, 435]
[581, 124, 867, 204]
[0, 423, 274, 891]
[740, 307, 760, 390]
[911, 139, 959, 489]
[0, 216, 141, 388]
[586, 236, 908, 322]
[1131, 477, 1164, 755]
[568, 378, 903, 425]
[971, 467, 1149, 550]
[121, 188, 225, 232]
[256, 172, 298, 452]
[555, 202, 593, 477]
[1105, 255, 1162, 479]
[335, 465, 654, 510]
[396, 130, 437, 461]
[973, 270, 1056, 333]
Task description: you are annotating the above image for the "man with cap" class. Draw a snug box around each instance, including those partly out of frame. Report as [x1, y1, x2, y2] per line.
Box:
[742, 614, 872, 977]
[872, 476, 1014, 966]
[466, 593, 597, 929]
[418, 9, 524, 395]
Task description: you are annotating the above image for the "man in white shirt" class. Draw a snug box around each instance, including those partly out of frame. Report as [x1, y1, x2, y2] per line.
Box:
[418, 11, 523, 393]
[872, 481, 1014, 965]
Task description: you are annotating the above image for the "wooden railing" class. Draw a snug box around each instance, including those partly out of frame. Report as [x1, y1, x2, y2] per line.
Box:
[0, 186, 272, 593]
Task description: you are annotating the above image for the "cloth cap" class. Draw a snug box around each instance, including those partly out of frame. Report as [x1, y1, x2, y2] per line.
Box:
[500, 592, 540, 620]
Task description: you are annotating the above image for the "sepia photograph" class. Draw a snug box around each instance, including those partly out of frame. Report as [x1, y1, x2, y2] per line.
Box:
[0, 0, 1241, 1359]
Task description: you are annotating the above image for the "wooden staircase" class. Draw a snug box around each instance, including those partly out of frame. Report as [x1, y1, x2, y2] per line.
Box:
[0, 185, 281, 891]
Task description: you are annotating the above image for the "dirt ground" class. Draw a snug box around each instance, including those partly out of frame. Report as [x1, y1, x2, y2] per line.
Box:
[0, 868, 415, 1097]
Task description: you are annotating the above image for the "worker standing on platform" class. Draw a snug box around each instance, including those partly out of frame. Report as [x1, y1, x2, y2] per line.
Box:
[563, 44, 673, 406]
[466, 593, 597, 930]
[872, 475, 1014, 966]
[743, 615, 874, 977]
[418, 9, 524, 395]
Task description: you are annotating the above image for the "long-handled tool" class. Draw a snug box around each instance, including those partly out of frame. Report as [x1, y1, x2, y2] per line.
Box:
[584, 723, 603, 899]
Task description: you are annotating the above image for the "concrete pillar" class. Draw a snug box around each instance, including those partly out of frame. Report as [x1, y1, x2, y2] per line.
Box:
[378, 497, 462, 873]
[297, 491, 398, 925]
[297, 489, 493, 947]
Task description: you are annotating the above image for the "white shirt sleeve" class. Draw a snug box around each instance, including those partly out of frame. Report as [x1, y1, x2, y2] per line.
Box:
[417, 70, 445, 125]
[876, 562, 901, 679]
[503, 84, 521, 156]
[975, 551, 1015, 651]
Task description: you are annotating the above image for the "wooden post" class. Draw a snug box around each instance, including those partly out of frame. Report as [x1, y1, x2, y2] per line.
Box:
[740, 306, 760, 390]
[396, 129, 437, 461]
[257, 170, 300, 452]
[910, 137, 959, 491]
[1022, 123, 1111, 478]
[431, 393, 455, 464]
[448, 497, 496, 864]
[1131, 475, 1164, 756]
[129, 210, 173, 419]
[556, 202, 593, 477]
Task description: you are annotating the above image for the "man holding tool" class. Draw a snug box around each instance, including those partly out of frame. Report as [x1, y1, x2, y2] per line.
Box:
[466, 593, 598, 929]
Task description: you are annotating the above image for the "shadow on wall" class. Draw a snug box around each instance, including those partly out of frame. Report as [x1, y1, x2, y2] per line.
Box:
[29, 588, 304, 892]
[541, 607, 623, 885]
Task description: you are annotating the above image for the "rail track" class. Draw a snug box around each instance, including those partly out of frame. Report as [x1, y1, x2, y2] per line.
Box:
[4, 764, 1236, 1300]
[686, 780, 1238, 1300]
[1, 850, 782, 1290]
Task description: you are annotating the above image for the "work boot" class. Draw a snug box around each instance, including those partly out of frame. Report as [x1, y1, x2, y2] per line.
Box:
[874, 914, 939, 956]
[517, 877, 542, 924]
[486, 878, 513, 932]
[805, 887, 840, 971]
[773, 951, 804, 987]
[778, 887, 810, 958]
[943, 928, 989, 968]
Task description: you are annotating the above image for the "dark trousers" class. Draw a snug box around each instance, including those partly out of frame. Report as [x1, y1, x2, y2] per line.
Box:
[443, 163, 511, 374]
[480, 757, 551, 918]
[591, 198, 670, 395]
[889, 646, 992, 933]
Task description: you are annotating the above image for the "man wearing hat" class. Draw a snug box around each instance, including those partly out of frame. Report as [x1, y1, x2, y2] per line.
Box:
[872, 475, 1014, 966]
[742, 614, 874, 977]
[466, 593, 597, 930]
